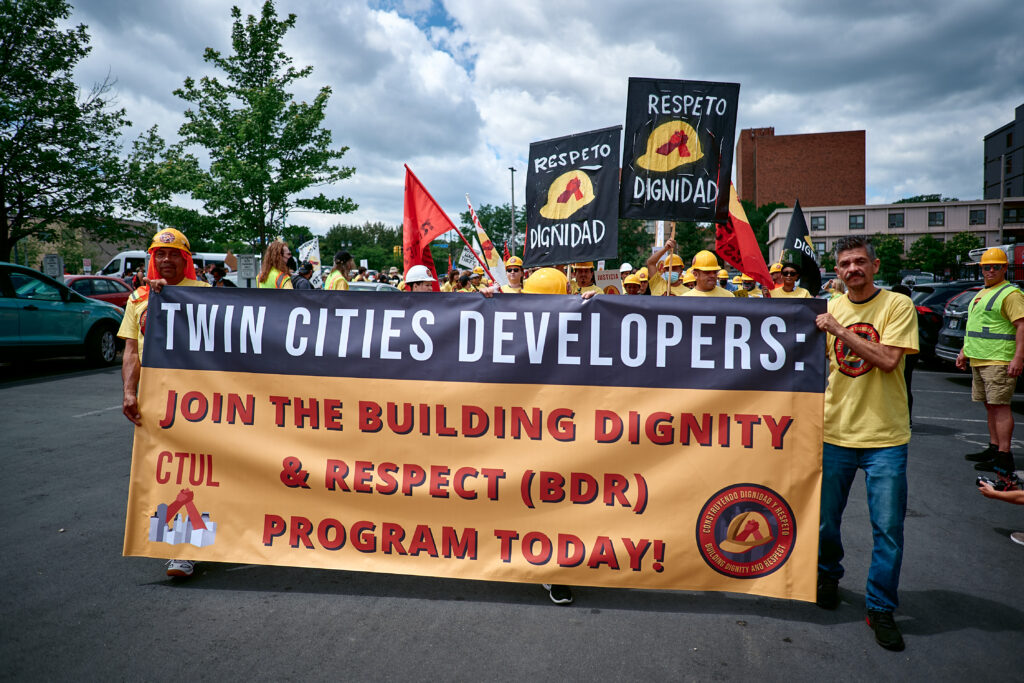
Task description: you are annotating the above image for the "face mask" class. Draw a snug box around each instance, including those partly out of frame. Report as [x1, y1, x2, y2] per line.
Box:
[668, 272, 681, 284]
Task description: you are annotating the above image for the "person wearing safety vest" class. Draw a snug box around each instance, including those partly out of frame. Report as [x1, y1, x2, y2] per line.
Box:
[957, 247, 1024, 482]
[501, 256, 524, 293]
[646, 240, 688, 296]
[769, 261, 813, 298]
[769, 262, 784, 289]
[325, 251, 354, 290]
[118, 227, 210, 579]
[258, 240, 294, 289]
[683, 251, 734, 297]
[569, 262, 603, 295]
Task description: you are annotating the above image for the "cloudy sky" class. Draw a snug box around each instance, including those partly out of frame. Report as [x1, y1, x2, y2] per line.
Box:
[70, 0, 1023, 235]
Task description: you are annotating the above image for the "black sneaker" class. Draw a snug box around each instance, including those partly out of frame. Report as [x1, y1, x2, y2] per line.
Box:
[965, 443, 998, 462]
[816, 574, 839, 610]
[866, 610, 905, 651]
[976, 451, 1015, 473]
[542, 583, 574, 605]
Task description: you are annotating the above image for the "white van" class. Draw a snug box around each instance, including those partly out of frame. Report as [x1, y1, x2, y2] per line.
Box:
[100, 250, 230, 278]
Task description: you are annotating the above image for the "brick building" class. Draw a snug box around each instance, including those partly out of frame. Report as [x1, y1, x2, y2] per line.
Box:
[736, 128, 865, 208]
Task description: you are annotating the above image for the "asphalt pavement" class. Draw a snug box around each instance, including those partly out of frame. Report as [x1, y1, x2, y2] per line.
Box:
[1, 358, 1022, 681]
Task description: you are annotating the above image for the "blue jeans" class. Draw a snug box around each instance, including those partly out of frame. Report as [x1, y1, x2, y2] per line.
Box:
[818, 442, 908, 612]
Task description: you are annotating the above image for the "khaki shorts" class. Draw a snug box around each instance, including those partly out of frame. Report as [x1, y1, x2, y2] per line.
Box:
[971, 364, 1018, 404]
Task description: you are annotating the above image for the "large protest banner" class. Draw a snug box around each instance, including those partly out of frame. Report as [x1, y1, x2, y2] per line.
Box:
[124, 287, 825, 601]
[524, 126, 621, 267]
[620, 78, 740, 223]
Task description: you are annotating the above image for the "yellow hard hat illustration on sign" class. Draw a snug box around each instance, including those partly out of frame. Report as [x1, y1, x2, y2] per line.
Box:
[637, 120, 703, 172]
[539, 169, 596, 220]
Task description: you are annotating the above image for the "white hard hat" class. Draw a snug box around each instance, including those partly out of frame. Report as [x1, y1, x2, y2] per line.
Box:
[405, 264, 436, 284]
[619, 263, 634, 273]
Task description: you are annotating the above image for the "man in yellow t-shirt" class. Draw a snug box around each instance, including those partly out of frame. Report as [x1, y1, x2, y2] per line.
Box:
[117, 227, 211, 580]
[683, 250, 734, 298]
[956, 248, 1024, 478]
[814, 236, 918, 652]
[569, 262, 603, 295]
[769, 262, 812, 298]
[645, 239, 688, 296]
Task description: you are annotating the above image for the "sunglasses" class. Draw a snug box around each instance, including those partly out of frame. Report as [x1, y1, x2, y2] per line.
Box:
[982, 265, 1003, 272]
[507, 268, 522, 273]
[781, 271, 799, 277]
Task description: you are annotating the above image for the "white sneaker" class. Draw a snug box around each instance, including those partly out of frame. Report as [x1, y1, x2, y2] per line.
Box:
[166, 559, 195, 577]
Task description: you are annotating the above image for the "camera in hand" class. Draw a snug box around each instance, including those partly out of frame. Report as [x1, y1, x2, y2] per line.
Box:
[977, 474, 1021, 492]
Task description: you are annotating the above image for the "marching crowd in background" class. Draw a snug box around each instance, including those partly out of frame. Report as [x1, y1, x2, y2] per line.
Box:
[115, 226, 1022, 654]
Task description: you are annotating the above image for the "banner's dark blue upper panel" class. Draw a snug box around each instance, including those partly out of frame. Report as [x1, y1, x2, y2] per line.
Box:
[144, 288, 826, 393]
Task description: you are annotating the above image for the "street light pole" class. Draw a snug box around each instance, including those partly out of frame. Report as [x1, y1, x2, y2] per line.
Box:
[509, 166, 517, 255]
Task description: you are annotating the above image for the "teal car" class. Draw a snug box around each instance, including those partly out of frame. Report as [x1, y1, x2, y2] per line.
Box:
[0, 261, 125, 366]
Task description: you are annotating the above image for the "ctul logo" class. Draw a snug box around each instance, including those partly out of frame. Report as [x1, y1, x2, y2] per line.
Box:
[835, 322, 879, 377]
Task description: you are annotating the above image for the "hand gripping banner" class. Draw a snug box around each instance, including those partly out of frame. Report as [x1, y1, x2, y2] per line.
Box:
[124, 287, 825, 601]
[619, 78, 740, 223]
[524, 126, 621, 267]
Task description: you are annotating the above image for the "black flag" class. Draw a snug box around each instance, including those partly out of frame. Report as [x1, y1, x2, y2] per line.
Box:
[782, 200, 821, 296]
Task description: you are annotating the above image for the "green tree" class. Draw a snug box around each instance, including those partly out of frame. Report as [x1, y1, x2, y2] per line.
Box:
[894, 194, 959, 203]
[906, 235, 946, 273]
[0, 0, 131, 261]
[869, 233, 904, 284]
[741, 201, 787, 261]
[615, 219, 653, 269]
[321, 222, 404, 273]
[944, 231, 982, 273]
[126, 1, 356, 251]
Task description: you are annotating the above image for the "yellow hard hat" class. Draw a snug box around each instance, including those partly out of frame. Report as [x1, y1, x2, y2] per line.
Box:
[732, 275, 743, 284]
[505, 256, 523, 268]
[148, 227, 191, 253]
[539, 170, 595, 220]
[769, 262, 783, 274]
[572, 261, 595, 269]
[637, 267, 649, 282]
[682, 270, 696, 284]
[717, 269, 729, 279]
[741, 274, 754, 282]
[663, 254, 685, 268]
[623, 274, 641, 286]
[980, 248, 1008, 265]
[523, 267, 568, 294]
[691, 250, 720, 272]
[636, 120, 703, 172]
[472, 267, 483, 275]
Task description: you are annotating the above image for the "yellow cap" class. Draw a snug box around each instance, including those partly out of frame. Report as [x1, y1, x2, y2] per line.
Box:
[505, 256, 523, 268]
[980, 248, 1008, 265]
[148, 227, 191, 253]
[691, 250, 720, 272]
[523, 267, 568, 295]
[769, 262, 783, 274]
[717, 269, 729, 279]
[663, 254, 685, 268]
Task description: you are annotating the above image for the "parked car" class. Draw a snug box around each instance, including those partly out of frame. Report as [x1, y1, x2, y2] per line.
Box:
[64, 274, 134, 309]
[934, 286, 984, 365]
[348, 281, 400, 293]
[910, 280, 983, 359]
[0, 262, 125, 365]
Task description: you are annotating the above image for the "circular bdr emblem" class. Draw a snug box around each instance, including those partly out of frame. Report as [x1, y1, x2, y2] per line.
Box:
[834, 322, 879, 377]
[696, 484, 796, 579]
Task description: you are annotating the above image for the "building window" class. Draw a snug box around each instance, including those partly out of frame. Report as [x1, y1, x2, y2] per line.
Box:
[970, 209, 986, 225]
[810, 215, 826, 231]
[928, 211, 944, 227]
[1009, 132, 1014, 147]
[1007, 156, 1014, 174]
[888, 212, 904, 228]
[815, 242, 827, 259]
[849, 214, 864, 230]
[1006, 208, 1021, 224]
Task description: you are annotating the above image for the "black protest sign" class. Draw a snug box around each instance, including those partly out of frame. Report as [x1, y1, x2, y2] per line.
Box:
[524, 126, 621, 267]
[619, 78, 740, 223]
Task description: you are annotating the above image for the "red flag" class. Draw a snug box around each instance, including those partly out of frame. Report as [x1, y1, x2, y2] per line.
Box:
[447, 253, 452, 274]
[503, 241, 511, 262]
[715, 184, 772, 289]
[403, 165, 456, 291]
